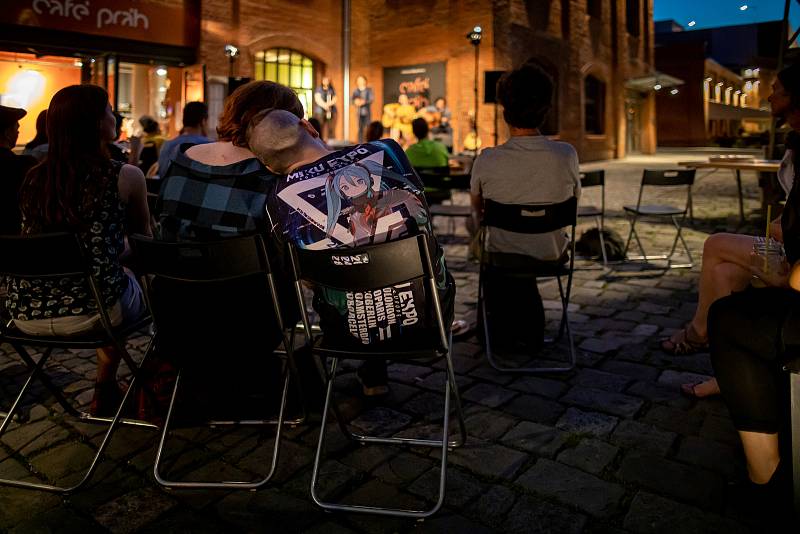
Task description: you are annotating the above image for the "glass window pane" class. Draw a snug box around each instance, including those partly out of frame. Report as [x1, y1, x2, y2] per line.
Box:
[303, 57, 312, 67]
[266, 63, 277, 81]
[265, 49, 277, 62]
[278, 63, 289, 84]
[255, 61, 264, 80]
[291, 52, 301, 65]
[278, 50, 290, 63]
[291, 65, 302, 88]
[302, 66, 313, 89]
[255, 51, 264, 61]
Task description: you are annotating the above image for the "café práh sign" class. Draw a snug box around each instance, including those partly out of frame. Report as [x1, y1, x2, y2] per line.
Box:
[2, 0, 200, 48]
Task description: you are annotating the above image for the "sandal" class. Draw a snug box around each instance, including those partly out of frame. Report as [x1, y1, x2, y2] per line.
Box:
[661, 324, 709, 355]
[680, 378, 720, 398]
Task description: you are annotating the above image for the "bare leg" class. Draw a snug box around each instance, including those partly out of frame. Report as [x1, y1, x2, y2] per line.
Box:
[740, 430, 780, 484]
[95, 345, 121, 384]
[690, 233, 754, 338]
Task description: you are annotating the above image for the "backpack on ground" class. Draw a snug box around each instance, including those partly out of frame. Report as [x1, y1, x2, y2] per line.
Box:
[575, 227, 626, 261]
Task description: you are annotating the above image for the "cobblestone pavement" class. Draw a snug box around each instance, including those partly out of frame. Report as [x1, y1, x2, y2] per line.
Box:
[0, 150, 786, 533]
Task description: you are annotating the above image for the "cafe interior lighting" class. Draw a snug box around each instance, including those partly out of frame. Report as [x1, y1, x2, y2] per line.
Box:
[156, 66, 168, 76]
[670, 88, 679, 95]
[653, 83, 662, 91]
[4, 69, 45, 109]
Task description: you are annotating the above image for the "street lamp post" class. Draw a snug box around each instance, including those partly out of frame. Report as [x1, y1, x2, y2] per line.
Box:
[467, 25, 482, 151]
[224, 44, 239, 79]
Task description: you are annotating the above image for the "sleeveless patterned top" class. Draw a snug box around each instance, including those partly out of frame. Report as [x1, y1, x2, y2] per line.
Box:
[5, 162, 128, 320]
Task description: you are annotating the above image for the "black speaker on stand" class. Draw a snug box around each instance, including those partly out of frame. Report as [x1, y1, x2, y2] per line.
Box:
[484, 70, 504, 146]
[228, 77, 251, 96]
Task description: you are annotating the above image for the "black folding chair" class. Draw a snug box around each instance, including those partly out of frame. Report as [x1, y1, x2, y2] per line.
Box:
[130, 234, 304, 490]
[478, 197, 578, 374]
[623, 169, 695, 269]
[0, 233, 154, 493]
[289, 234, 467, 518]
[416, 166, 471, 235]
[578, 170, 607, 266]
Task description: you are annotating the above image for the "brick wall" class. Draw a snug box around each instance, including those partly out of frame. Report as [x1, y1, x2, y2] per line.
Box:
[194, 0, 655, 160]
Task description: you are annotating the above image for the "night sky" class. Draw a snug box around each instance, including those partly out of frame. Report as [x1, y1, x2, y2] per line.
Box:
[654, 0, 800, 31]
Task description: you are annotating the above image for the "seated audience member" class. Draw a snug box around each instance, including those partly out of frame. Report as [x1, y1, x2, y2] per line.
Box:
[707, 140, 800, 524]
[364, 120, 384, 143]
[469, 63, 580, 351]
[153, 81, 305, 396]
[665, 64, 800, 399]
[22, 109, 48, 161]
[4, 85, 151, 416]
[132, 115, 165, 175]
[0, 105, 37, 235]
[406, 117, 449, 169]
[248, 109, 455, 396]
[107, 111, 128, 163]
[156, 101, 211, 177]
[470, 63, 580, 261]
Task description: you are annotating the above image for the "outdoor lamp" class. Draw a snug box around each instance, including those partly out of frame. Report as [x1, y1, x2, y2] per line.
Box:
[467, 26, 482, 46]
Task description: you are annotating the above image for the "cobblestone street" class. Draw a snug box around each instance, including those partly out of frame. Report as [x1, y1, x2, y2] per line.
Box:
[0, 150, 785, 533]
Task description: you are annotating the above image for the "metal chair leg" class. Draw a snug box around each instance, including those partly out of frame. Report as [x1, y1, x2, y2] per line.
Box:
[596, 215, 608, 266]
[790, 370, 800, 516]
[0, 360, 145, 493]
[152, 363, 291, 490]
[310, 354, 464, 518]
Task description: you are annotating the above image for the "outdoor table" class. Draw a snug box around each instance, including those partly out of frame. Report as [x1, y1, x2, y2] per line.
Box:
[678, 158, 780, 225]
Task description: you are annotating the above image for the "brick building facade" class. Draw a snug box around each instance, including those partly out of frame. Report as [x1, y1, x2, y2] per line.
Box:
[1, 0, 656, 161]
[199, 0, 656, 161]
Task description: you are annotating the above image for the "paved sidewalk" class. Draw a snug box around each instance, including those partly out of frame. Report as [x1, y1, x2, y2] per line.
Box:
[0, 151, 783, 533]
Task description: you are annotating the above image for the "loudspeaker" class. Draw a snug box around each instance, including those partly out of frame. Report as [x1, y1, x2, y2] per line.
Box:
[484, 71, 505, 104]
[228, 77, 251, 95]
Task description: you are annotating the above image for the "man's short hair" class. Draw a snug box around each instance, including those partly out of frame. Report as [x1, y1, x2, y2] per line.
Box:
[411, 117, 429, 140]
[247, 109, 306, 174]
[183, 101, 208, 128]
[497, 64, 553, 129]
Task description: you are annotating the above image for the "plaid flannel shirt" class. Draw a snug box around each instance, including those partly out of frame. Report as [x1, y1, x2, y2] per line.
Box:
[156, 145, 277, 241]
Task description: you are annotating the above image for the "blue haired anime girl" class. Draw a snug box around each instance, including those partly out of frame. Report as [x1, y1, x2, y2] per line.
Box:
[324, 159, 427, 246]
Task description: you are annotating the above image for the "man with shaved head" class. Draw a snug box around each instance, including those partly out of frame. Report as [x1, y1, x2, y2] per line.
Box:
[248, 107, 455, 397]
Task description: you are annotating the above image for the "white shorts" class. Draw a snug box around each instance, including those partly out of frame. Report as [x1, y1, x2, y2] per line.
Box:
[13, 269, 146, 337]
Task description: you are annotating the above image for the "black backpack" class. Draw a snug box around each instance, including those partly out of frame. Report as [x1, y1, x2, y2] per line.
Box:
[575, 227, 626, 261]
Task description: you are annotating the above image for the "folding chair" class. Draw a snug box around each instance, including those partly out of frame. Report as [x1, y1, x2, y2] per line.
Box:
[289, 234, 467, 518]
[478, 197, 578, 374]
[577, 170, 607, 266]
[0, 233, 154, 493]
[416, 166, 471, 236]
[130, 233, 303, 490]
[623, 169, 695, 269]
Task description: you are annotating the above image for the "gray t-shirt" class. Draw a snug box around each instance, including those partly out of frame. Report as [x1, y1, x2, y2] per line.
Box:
[470, 136, 581, 260]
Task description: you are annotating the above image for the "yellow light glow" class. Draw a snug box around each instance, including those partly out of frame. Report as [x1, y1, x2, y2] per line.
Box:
[3, 69, 45, 110]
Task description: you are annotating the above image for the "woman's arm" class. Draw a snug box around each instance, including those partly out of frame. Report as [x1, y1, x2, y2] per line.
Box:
[789, 261, 800, 292]
[117, 163, 152, 237]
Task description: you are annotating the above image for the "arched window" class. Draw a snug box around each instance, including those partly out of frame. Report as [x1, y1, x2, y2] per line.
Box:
[255, 48, 314, 117]
[584, 75, 606, 135]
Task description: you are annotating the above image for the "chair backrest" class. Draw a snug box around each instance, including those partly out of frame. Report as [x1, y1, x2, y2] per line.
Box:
[129, 233, 271, 283]
[579, 169, 605, 188]
[289, 234, 429, 292]
[129, 234, 287, 359]
[414, 166, 451, 189]
[482, 197, 578, 235]
[0, 233, 119, 337]
[633, 169, 695, 212]
[641, 169, 695, 186]
[0, 233, 86, 278]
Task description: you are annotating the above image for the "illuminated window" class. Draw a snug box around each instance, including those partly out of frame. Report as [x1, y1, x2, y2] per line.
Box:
[703, 78, 711, 102]
[715, 83, 722, 102]
[584, 75, 605, 134]
[255, 48, 314, 117]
